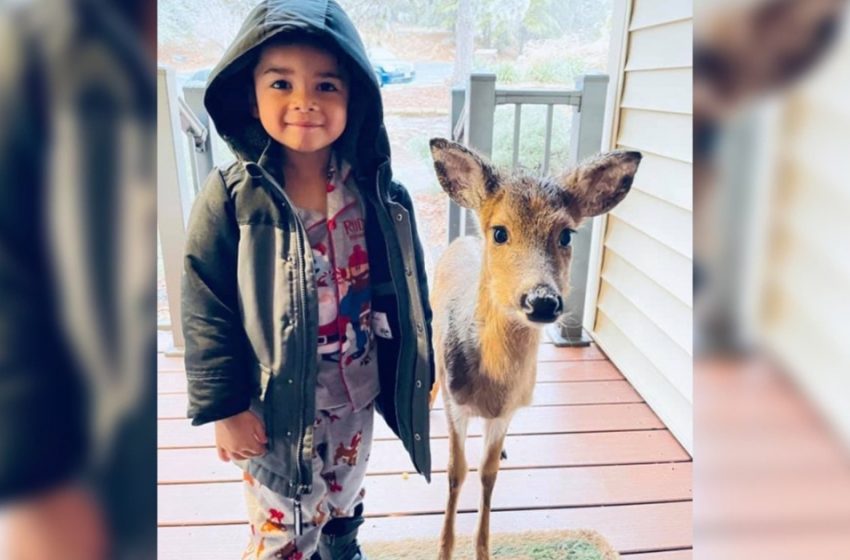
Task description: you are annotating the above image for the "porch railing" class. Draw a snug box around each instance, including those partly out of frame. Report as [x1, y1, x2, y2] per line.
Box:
[449, 73, 609, 346]
[157, 68, 216, 354]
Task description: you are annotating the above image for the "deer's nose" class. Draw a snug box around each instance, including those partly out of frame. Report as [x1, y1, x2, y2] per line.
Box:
[520, 286, 563, 323]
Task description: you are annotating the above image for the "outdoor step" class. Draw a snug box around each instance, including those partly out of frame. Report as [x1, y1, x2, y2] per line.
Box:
[157, 402, 664, 449]
[158, 429, 689, 483]
[157, 380, 643, 419]
[157, 501, 692, 559]
[158, 462, 692, 525]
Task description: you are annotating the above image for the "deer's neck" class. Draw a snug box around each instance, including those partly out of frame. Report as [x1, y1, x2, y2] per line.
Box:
[475, 280, 540, 383]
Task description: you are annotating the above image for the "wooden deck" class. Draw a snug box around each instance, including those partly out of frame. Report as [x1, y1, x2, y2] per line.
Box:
[157, 332, 692, 559]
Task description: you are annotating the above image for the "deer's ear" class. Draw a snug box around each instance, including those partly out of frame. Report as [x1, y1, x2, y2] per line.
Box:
[429, 138, 500, 210]
[560, 150, 642, 218]
[750, 0, 841, 88]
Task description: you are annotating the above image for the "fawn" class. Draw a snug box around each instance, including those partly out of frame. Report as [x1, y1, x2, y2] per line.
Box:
[428, 138, 641, 560]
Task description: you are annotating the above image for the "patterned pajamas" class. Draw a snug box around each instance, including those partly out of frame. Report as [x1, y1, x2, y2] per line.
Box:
[241, 403, 374, 560]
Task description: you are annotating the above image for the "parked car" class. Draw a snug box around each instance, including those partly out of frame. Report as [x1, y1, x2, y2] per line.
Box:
[368, 47, 415, 87]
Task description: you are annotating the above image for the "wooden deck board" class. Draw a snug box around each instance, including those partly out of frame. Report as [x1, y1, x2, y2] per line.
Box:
[156, 361, 626, 393]
[159, 462, 692, 525]
[158, 360, 625, 394]
[157, 341, 692, 557]
[623, 551, 692, 559]
[158, 380, 643, 418]
[159, 429, 689, 482]
[156, 342, 608, 374]
[158, 402, 665, 448]
[157, 501, 692, 559]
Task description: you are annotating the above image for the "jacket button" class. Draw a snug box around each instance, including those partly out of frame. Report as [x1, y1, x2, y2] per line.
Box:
[395, 213, 404, 222]
[288, 379, 293, 384]
[416, 380, 422, 389]
[414, 433, 421, 441]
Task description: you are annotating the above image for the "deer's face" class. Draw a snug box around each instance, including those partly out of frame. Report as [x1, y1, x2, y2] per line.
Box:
[478, 178, 577, 324]
[430, 138, 642, 327]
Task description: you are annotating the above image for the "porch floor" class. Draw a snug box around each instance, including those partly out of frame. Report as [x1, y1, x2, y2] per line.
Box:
[157, 331, 692, 559]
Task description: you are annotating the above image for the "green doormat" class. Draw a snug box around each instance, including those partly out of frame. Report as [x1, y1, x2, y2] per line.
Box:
[361, 529, 620, 559]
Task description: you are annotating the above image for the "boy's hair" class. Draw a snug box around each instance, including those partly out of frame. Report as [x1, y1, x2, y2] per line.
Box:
[246, 30, 366, 165]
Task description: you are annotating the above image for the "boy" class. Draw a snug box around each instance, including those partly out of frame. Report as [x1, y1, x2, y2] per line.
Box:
[182, 1, 433, 558]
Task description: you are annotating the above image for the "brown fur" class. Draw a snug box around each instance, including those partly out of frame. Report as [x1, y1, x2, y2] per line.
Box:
[429, 138, 640, 559]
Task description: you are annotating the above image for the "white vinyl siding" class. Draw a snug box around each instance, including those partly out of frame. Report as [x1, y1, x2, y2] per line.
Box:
[591, 0, 693, 453]
[759, 19, 850, 446]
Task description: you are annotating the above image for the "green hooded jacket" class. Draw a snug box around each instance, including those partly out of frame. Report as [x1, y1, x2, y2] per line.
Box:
[182, 0, 433, 499]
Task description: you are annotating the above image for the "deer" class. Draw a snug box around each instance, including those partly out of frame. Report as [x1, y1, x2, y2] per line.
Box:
[427, 138, 641, 560]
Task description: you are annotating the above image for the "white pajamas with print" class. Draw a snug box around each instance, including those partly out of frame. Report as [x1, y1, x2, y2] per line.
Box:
[242, 155, 380, 560]
[242, 404, 374, 560]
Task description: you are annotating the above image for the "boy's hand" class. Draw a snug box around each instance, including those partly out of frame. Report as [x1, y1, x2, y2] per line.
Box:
[214, 410, 268, 462]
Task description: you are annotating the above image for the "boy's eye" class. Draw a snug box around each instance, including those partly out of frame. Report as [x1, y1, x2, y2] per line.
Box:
[271, 80, 291, 90]
[317, 82, 339, 92]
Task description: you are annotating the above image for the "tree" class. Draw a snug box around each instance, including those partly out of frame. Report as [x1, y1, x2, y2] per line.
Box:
[158, 0, 259, 52]
[451, 0, 475, 86]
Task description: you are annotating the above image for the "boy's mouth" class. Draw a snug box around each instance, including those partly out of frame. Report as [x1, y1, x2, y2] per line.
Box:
[287, 122, 322, 128]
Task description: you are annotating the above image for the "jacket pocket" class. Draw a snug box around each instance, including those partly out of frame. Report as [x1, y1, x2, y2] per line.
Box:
[258, 363, 274, 450]
[259, 363, 273, 401]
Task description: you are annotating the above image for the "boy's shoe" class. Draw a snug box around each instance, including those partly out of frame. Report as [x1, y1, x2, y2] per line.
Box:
[309, 547, 367, 560]
[313, 503, 366, 560]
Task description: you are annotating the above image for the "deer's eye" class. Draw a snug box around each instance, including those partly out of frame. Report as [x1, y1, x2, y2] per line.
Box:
[558, 229, 573, 248]
[492, 226, 509, 245]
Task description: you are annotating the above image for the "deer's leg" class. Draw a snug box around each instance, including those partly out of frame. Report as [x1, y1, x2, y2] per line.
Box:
[429, 362, 443, 410]
[438, 399, 469, 560]
[475, 415, 512, 560]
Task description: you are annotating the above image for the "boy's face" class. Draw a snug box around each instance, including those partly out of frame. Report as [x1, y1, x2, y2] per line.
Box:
[252, 43, 349, 155]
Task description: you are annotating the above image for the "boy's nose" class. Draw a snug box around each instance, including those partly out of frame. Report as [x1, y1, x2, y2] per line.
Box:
[290, 91, 317, 112]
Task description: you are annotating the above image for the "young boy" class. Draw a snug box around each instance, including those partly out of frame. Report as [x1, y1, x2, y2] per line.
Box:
[181, 1, 433, 559]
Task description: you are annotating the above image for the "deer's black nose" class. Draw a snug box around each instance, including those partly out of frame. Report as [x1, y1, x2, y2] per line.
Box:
[520, 286, 563, 323]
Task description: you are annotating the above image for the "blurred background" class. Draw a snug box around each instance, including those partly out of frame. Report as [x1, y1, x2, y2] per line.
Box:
[0, 1, 155, 559]
[694, 0, 850, 557]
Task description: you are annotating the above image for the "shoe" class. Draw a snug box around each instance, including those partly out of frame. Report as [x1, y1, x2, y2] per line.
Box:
[316, 503, 366, 560]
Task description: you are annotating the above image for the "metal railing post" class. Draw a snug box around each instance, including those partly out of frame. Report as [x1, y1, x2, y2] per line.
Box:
[157, 67, 193, 352]
[550, 74, 609, 347]
[182, 83, 214, 196]
[447, 74, 496, 242]
[465, 73, 496, 157]
[461, 73, 496, 237]
[448, 87, 466, 243]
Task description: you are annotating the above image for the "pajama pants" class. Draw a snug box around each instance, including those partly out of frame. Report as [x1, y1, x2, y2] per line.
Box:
[241, 403, 374, 560]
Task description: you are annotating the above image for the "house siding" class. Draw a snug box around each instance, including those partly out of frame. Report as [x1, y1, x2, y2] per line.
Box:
[591, 0, 693, 453]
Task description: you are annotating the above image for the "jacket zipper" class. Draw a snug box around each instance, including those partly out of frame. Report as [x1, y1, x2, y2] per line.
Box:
[293, 217, 313, 495]
[294, 498, 303, 536]
[250, 163, 313, 504]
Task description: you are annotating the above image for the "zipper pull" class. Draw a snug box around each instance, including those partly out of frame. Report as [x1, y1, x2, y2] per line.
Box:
[294, 498, 303, 536]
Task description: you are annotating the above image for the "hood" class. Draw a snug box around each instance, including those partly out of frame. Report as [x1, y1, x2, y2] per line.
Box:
[204, 0, 391, 176]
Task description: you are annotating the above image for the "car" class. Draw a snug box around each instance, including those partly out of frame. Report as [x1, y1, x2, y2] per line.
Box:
[368, 47, 415, 87]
